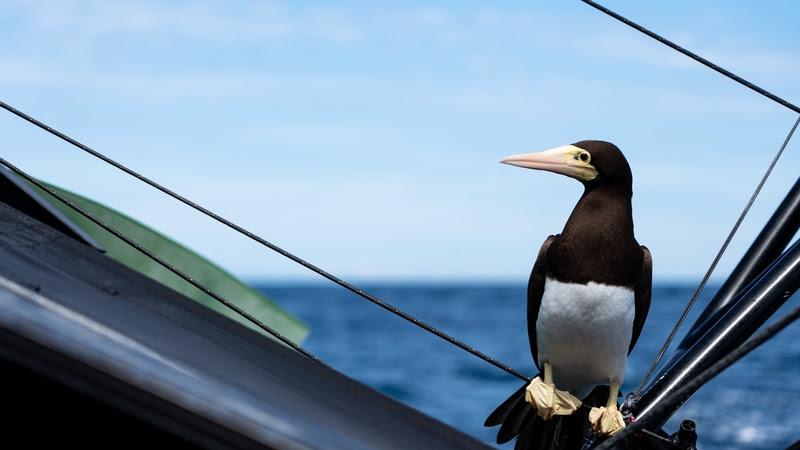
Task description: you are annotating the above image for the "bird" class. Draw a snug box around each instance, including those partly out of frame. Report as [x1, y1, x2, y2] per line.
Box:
[484, 140, 652, 449]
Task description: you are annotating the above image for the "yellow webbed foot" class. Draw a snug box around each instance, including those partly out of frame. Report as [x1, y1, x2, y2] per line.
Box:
[588, 406, 626, 435]
[524, 376, 582, 420]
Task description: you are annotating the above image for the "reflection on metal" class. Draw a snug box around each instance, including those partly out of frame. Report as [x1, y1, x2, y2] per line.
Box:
[678, 177, 800, 352]
[631, 239, 800, 426]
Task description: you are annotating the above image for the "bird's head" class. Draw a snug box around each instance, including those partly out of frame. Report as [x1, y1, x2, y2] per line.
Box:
[500, 140, 632, 191]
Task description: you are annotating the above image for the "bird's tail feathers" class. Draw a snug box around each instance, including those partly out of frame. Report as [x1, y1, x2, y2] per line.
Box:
[485, 380, 609, 450]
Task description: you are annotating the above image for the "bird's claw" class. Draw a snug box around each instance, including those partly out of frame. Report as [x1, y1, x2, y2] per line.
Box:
[588, 406, 626, 435]
[524, 376, 582, 420]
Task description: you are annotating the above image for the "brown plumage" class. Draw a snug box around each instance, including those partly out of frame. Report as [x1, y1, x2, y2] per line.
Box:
[486, 141, 652, 449]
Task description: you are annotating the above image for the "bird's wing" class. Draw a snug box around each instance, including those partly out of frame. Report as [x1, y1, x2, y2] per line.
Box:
[527, 235, 557, 369]
[629, 245, 652, 353]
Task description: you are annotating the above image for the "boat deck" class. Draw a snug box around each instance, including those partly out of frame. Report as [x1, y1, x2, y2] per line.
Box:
[0, 201, 491, 449]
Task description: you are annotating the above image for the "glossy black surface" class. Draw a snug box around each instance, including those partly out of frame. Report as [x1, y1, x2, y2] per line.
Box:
[0, 202, 491, 450]
[631, 239, 800, 427]
[680, 177, 800, 352]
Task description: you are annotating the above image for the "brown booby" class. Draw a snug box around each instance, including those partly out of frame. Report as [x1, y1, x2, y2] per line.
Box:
[484, 140, 652, 449]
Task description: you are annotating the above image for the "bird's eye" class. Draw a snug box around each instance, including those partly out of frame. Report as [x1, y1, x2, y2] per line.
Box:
[578, 152, 591, 163]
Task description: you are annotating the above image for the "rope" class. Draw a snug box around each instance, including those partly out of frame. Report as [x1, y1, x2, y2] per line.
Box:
[0, 158, 326, 366]
[581, 0, 800, 115]
[596, 302, 800, 450]
[0, 100, 530, 383]
[635, 114, 800, 395]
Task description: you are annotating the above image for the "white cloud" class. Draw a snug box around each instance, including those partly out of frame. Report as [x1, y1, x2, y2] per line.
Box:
[2, 1, 795, 76]
[1, 2, 796, 94]
[1, 1, 797, 281]
[2, 1, 362, 43]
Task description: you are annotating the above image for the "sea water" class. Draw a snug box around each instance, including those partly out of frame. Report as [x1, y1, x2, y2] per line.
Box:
[258, 283, 800, 450]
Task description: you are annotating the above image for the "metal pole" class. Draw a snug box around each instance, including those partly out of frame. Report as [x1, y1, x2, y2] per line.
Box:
[679, 177, 800, 351]
[597, 303, 800, 450]
[629, 238, 800, 425]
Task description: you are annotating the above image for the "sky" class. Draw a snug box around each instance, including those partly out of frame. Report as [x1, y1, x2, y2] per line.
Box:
[0, 0, 798, 282]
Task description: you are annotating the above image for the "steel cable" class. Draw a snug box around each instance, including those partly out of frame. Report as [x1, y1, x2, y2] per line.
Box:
[0, 100, 530, 382]
[635, 115, 799, 395]
[4, 0, 798, 390]
[596, 302, 800, 450]
[581, 0, 800, 115]
[0, 158, 327, 366]
[579, 0, 800, 396]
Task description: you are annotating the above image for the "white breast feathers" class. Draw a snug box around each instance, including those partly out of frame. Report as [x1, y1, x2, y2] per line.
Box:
[536, 277, 635, 397]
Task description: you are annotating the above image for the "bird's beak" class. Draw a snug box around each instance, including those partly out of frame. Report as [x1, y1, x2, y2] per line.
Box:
[500, 145, 598, 181]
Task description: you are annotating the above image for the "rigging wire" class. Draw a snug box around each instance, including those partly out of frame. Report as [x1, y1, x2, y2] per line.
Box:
[0, 100, 530, 383]
[581, 0, 800, 115]
[596, 302, 800, 450]
[634, 114, 799, 395]
[3, 0, 795, 390]
[579, 0, 800, 440]
[582, 0, 800, 397]
[0, 158, 326, 366]
[583, 0, 800, 393]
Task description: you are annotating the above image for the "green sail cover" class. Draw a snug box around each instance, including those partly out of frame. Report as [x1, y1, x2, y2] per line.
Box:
[34, 182, 309, 345]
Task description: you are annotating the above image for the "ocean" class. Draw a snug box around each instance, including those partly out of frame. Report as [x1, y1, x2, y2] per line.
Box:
[257, 283, 800, 450]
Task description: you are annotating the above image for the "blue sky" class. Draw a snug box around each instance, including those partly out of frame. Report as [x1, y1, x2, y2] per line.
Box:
[1, 1, 798, 282]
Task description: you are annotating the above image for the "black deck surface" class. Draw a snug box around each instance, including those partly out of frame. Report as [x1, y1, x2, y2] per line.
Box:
[0, 201, 491, 449]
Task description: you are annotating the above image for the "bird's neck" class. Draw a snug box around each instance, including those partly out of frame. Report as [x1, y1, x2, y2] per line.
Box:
[561, 184, 634, 240]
